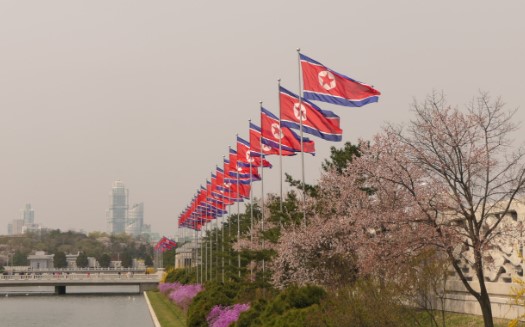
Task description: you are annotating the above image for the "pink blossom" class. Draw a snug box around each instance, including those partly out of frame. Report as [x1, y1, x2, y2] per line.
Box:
[158, 282, 182, 294]
[206, 304, 250, 327]
[168, 284, 204, 311]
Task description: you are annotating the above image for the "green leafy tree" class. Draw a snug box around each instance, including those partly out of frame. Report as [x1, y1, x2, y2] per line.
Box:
[98, 253, 111, 268]
[121, 251, 133, 268]
[144, 255, 153, 267]
[76, 252, 89, 268]
[285, 141, 361, 198]
[12, 250, 28, 266]
[321, 141, 361, 174]
[54, 251, 67, 268]
[163, 248, 176, 268]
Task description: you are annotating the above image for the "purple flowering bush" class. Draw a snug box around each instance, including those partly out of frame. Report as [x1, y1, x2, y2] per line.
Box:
[206, 303, 250, 327]
[158, 282, 182, 294]
[168, 283, 204, 311]
[158, 282, 204, 311]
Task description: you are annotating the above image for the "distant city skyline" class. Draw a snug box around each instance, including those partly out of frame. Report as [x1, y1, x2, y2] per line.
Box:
[1, 1, 524, 235]
[7, 203, 41, 235]
[4, 181, 154, 236]
[106, 180, 148, 237]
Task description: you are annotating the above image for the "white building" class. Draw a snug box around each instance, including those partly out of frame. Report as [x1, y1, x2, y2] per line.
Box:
[28, 251, 54, 269]
[66, 253, 79, 268]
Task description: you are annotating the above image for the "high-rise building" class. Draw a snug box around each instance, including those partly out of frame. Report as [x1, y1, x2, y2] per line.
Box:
[7, 203, 40, 235]
[125, 202, 144, 236]
[21, 203, 35, 224]
[107, 180, 129, 234]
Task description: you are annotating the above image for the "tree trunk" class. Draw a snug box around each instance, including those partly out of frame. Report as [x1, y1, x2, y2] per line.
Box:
[477, 288, 494, 327]
[474, 245, 494, 327]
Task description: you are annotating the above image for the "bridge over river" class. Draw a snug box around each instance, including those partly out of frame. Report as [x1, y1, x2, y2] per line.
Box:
[0, 271, 161, 295]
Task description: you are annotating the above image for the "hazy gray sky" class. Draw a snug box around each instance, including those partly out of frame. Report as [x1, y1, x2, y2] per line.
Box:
[1, 1, 524, 236]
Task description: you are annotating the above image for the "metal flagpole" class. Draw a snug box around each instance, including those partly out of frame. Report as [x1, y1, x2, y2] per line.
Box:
[259, 101, 265, 282]
[228, 149, 232, 278]
[206, 199, 211, 280]
[204, 206, 207, 282]
[277, 79, 284, 220]
[236, 143, 241, 278]
[192, 194, 197, 279]
[221, 211, 224, 283]
[297, 48, 307, 226]
[208, 220, 211, 280]
[222, 156, 226, 283]
[215, 199, 219, 281]
[194, 215, 198, 282]
[200, 224, 204, 283]
[248, 122, 254, 281]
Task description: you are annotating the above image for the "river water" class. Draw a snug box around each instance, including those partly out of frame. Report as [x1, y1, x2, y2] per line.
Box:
[0, 294, 154, 327]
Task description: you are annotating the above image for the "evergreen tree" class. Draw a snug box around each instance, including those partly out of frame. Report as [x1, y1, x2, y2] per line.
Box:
[98, 253, 111, 268]
[12, 250, 28, 266]
[144, 255, 153, 267]
[121, 251, 133, 268]
[76, 252, 89, 268]
[54, 251, 67, 268]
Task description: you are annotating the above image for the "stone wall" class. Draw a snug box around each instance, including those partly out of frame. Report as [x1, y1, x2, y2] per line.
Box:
[438, 201, 525, 320]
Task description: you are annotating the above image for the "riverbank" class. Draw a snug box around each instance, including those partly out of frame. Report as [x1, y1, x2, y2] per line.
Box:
[146, 290, 186, 327]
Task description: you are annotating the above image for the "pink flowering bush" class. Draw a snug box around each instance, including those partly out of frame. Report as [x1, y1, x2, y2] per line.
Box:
[158, 282, 204, 311]
[168, 283, 204, 311]
[158, 282, 181, 294]
[206, 303, 250, 327]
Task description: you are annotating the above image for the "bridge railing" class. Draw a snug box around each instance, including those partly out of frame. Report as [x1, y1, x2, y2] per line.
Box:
[0, 273, 160, 282]
[3, 267, 147, 273]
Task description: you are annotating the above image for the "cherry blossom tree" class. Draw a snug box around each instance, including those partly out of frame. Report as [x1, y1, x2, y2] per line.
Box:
[332, 92, 525, 327]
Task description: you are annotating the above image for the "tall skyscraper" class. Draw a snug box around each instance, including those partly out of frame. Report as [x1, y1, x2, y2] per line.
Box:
[126, 202, 144, 236]
[107, 180, 129, 234]
[7, 203, 40, 235]
[21, 203, 35, 224]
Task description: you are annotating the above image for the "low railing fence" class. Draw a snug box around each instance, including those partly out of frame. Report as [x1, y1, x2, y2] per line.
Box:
[0, 273, 159, 282]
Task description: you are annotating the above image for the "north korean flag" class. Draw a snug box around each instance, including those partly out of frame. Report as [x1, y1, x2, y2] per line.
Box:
[300, 53, 380, 107]
[261, 107, 316, 155]
[231, 182, 251, 199]
[279, 87, 342, 142]
[228, 148, 238, 172]
[236, 136, 272, 168]
[249, 122, 296, 157]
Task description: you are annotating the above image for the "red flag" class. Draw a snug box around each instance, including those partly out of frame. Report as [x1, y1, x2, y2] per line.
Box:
[300, 53, 380, 107]
[249, 122, 296, 156]
[261, 107, 315, 154]
[280, 86, 342, 142]
[236, 136, 272, 168]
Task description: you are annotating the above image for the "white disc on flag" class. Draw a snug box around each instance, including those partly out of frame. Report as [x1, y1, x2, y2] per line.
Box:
[293, 103, 307, 122]
[245, 151, 254, 163]
[262, 144, 272, 152]
[318, 70, 336, 90]
[271, 123, 284, 139]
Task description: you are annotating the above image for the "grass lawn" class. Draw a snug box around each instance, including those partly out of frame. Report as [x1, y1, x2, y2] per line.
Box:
[144, 290, 524, 327]
[416, 310, 524, 327]
[146, 290, 187, 327]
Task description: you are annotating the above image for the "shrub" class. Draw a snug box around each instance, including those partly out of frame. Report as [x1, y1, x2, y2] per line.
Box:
[164, 268, 196, 284]
[236, 285, 326, 327]
[187, 280, 242, 327]
[168, 284, 204, 311]
[305, 279, 419, 327]
[207, 303, 250, 327]
[158, 282, 181, 294]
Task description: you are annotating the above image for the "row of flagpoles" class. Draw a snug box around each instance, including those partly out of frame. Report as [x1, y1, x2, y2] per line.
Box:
[175, 50, 381, 282]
